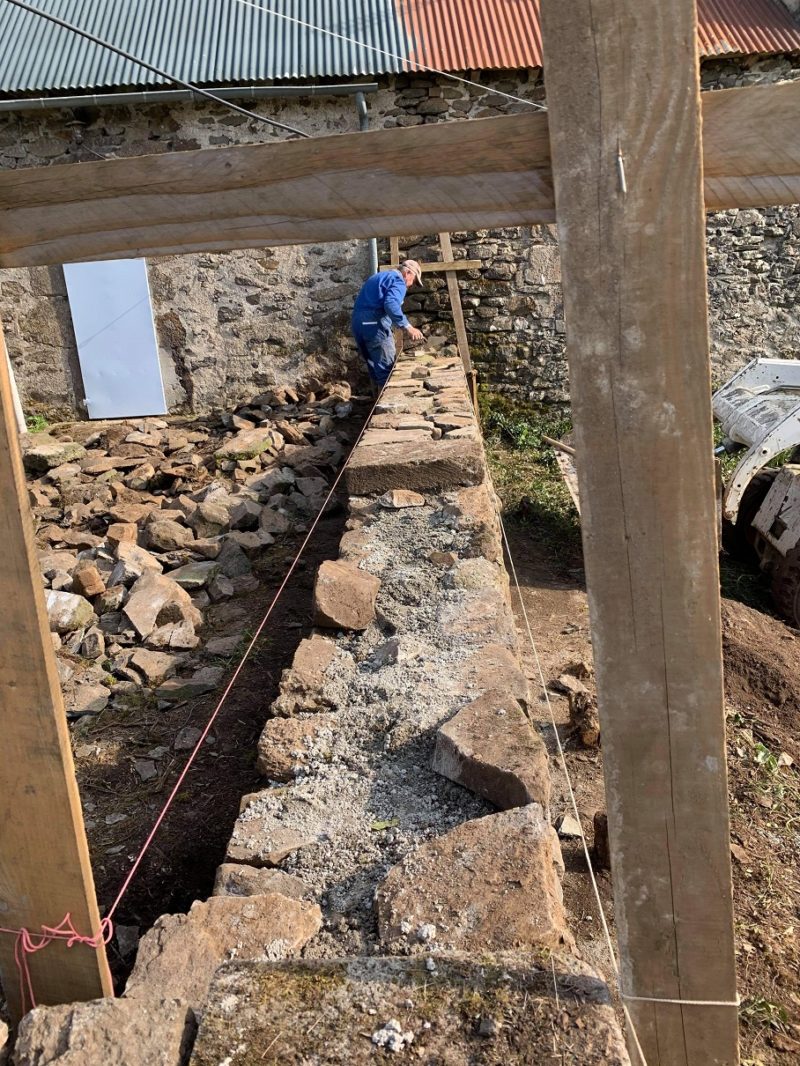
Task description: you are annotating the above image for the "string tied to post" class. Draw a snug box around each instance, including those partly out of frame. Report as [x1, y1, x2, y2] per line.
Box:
[0, 915, 113, 1015]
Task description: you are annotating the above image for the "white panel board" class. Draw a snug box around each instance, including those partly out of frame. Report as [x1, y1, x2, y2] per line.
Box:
[64, 258, 167, 419]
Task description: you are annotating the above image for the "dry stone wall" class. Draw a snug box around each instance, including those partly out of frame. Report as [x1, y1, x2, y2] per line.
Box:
[2, 57, 799, 419]
[14, 350, 629, 1065]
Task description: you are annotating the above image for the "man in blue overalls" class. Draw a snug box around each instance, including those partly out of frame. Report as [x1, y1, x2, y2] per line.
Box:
[352, 259, 425, 390]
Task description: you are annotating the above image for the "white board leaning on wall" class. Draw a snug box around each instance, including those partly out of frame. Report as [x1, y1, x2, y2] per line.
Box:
[63, 258, 168, 420]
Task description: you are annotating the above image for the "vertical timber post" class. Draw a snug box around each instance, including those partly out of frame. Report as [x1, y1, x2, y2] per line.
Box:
[437, 232, 478, 409]
[539, 2, 738, 1064]
[0, 333, 112, 1020]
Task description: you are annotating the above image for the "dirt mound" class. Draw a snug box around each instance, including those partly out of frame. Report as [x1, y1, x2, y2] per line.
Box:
[722, 599, 800, 764]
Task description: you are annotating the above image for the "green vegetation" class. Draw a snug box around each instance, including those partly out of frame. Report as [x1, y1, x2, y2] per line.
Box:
[479, 390, 582, 572]
[25, 413, 49, 433]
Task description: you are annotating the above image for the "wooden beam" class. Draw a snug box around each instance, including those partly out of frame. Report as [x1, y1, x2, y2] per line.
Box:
[379, 259, 481, 273]
[0, 114, 554, 268]
[437, 232, 477, 407]
[0, 79, 797, 267]
[389, 237, 401, 269]
[0, 333, 113, 1020]
[539, 2, 738, 1065]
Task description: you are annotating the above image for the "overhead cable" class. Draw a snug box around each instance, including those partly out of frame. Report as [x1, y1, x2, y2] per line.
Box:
[2, 0, 311, 138]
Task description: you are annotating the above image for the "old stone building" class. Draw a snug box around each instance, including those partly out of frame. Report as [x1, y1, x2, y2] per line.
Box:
[1, 0, 800, 418]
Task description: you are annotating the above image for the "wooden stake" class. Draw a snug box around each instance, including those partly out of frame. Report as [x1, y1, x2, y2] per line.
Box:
[539, 2, 738, 1064]
[437, 233, 478, 409]
[0, 333, 112, 1020]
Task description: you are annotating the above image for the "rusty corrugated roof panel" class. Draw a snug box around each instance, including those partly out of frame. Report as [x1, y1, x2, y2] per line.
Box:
[400, 0, 800, 71]
[697, 0, 800, 56]
[400, 0, 543, 71]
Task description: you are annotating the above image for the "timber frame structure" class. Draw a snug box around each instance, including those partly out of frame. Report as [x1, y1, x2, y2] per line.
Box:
[2, 0, 799, 1061]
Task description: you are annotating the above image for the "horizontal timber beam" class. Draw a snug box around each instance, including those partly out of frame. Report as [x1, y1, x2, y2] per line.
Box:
[0, 80, 798, 267]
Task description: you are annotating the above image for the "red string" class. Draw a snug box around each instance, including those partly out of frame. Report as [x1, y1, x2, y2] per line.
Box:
[0, 915, 113, 1013]
[0, 375, 393, 1011]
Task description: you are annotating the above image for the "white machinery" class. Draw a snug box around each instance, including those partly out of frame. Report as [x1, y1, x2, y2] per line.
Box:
[713, 357, 800, 626]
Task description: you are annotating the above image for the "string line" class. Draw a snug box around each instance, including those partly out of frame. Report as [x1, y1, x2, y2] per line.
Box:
[496, 484, 740, 1061]
[0, 372, 393, 1009]
[496, 507, 652, 1065]
[233, 0, 547, 112]
[106, 373, 394, 920]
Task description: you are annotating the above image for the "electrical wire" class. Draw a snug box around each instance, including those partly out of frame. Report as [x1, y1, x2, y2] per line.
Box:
[233, 0, 547, 112]
[2, 0, 311, 138]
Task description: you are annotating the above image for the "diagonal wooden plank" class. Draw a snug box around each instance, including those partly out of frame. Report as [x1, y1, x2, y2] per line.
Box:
[540, 0, 738, 1063]
[0, 80, 798, 267]
[0, 332, 113, 1020]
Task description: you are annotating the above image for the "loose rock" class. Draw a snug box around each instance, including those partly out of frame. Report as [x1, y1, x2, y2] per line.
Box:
[46, 590, 96, 633]
[313, 560, 380, 630]
[432, 689, 550, 810]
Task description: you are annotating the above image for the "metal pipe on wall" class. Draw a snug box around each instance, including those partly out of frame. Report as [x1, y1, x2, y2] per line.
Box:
[355, 92, 380, 277]
[0, 82, 380, 113]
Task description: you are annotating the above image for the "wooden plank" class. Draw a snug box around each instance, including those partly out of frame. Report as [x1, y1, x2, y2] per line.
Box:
[0, 332, 113, 1020]
[379, 259, 481, 273]
[1, 79, 797, 267]
[702, 79, 800, 210]
[389, 237, 401, 268]
[437, 232, 476, 406]
[539, 2, 738, 1065]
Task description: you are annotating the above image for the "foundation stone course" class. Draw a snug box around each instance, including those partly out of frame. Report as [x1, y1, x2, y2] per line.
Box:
[124, 893, 322, 1014]
[14, 998, 195, 1066]
[375, 804, 567, 955]
[312, 559, 380, 630]
[432, 688, 551, 811]
[190, 955, 629, 1066]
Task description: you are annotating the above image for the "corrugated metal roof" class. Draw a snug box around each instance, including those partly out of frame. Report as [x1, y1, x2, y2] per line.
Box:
[697, 0, 800, 56]
[0, 0, 799, 97]
[401, 0, 544, 71]
[401, 0, 800, 71]
[0, 0, 412, 94]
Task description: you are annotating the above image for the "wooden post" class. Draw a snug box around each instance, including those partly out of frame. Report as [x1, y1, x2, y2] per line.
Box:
[539, 2, 738, 1064]
[0, 333, 112, 1020]
[437, 233, 478, 409]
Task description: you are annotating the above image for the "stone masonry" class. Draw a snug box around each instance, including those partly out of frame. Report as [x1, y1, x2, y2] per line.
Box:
[2, 55, 800, 418]
[14, 349, 629, 1064]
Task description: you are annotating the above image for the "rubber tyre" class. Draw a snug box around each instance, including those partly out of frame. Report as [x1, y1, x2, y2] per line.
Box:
[721, 468, 778, 563]
[771, 548, 800, 630]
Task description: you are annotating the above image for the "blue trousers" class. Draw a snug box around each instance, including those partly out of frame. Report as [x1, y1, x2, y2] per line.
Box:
[352, 317, 396, 387]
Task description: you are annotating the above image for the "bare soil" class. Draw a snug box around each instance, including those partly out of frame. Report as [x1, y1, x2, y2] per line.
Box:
[502, 519, 800, 1063]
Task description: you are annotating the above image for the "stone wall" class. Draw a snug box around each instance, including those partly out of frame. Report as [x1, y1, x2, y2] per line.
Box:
[1, 56, 800, 418]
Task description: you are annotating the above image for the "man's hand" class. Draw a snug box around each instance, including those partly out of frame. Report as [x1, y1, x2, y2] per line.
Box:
[405, 326, 425, 343]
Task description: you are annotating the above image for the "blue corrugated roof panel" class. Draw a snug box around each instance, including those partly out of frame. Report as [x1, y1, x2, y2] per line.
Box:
[0, 0, 413, 94]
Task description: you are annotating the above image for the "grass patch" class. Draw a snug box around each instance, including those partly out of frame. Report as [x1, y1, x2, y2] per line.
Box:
[25, 413, 49, 433]
[479, 390, 582, 571]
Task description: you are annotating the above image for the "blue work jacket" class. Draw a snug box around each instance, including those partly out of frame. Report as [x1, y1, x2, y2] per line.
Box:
[352, 270, 410, 330]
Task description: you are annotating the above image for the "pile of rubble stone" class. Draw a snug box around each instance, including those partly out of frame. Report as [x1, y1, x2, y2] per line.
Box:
[23, 381, 357, 721]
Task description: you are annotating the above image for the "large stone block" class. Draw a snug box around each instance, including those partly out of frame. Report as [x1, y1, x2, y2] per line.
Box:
[344, 438, 485, 495]
[190, 955, 628, 1066]
[15, 997, 194, 1066]
[125, 894, 321, 1013]
[376, 805, 567, 954]
[313, 560, 380, 630]
[432, 689, 550, 810]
